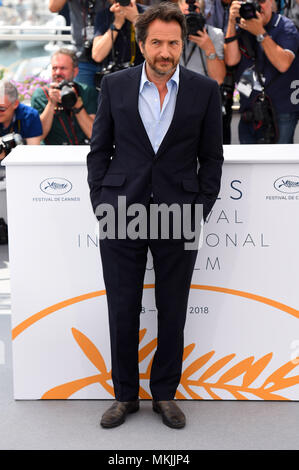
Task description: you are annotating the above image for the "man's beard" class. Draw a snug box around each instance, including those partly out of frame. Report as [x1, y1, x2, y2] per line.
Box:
[145, 56, 178, 77]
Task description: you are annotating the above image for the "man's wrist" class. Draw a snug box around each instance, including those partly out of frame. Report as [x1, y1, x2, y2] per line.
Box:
[48, 100, 57, 110]
[206, 52, 217, 60]
[73, 97, 83, 109]
[226, 21, 237, 37]
[73, 104, 84, 115]
[257, 27, 266, 35]
[73, 96, 84, 114]
[204, 46, 216, 57]
[256, 30, 268, 42]
[111, 22, 122, 32]
[228, 18, 237, 28]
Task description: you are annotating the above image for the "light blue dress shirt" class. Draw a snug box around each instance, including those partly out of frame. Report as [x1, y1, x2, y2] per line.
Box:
[138, 62, 180, 154]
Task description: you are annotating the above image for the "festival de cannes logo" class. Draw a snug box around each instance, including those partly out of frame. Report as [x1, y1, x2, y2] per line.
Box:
[40, 177, 72, 195]
[274, 176, 299, 194]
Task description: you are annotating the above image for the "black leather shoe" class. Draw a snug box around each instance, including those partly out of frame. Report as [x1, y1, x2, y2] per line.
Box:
[100, 400, 139, 428]
[153, 400, 186, 429]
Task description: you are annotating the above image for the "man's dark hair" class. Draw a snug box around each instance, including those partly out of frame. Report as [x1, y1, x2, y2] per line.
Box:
[135, 2, 187, 45]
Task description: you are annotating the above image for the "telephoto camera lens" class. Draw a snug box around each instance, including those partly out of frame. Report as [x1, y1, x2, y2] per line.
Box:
[58, 81, 78, 109]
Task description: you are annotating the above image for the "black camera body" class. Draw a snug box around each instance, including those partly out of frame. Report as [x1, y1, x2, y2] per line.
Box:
[118, 0, 130, 5]
[239, 0, 261, 19]
[80, 39, 93, 62]
[95, 61, 132, 89]
[55, 80, 78, 109]
[185, 0, 206, 35]
[242, 93, 277, 143]
[0, 133, 25, 157]
[220, 70, 235, 116]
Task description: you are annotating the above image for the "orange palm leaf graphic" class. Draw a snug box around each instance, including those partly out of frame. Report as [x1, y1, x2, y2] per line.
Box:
[71, 328, 110, 378]
[42, 328, 299, 400]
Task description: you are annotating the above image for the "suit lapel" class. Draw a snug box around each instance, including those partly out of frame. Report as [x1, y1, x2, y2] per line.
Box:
[155, 66, 194, 159]
[126, 64, 155, 159]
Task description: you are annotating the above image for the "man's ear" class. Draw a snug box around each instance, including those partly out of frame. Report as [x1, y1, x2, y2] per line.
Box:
[138, 41, 144, 55]
[73, 66, 79, 79]
[13, 100, 20, 111]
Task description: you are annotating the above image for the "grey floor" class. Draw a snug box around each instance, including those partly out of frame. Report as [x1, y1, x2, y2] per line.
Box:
[1, 117, 299, 450]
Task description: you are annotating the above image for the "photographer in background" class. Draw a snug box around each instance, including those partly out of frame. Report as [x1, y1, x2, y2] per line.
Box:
[179, 0, 232, 142]
[206, 0, 232, 34]
[178, 0, 226, 84]
[91, 0, 145, 87]
[224, 0, 299, 144]
[49, 0, 103, 87]
[204, 0, 237, 144]
[31, 48, 98, 145]
[284, 0, 299, 30]
[0, 81, 42, 160]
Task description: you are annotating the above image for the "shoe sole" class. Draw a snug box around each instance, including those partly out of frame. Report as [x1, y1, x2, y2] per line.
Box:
[153, 404, 185, 429]
[100, 404, 140, 429]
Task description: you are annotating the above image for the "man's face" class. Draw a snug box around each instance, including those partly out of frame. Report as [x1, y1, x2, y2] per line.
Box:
[258, 0, 273, 25]
[0, 95, 18, 126]
[139, 19, 183, 78]
[51, 54, 78, 83]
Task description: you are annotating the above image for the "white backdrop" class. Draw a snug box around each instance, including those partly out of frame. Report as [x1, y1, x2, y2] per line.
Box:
[4, 145, 299, 400]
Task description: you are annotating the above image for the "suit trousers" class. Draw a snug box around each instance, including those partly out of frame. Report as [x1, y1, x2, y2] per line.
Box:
[99, 207, 198, 402]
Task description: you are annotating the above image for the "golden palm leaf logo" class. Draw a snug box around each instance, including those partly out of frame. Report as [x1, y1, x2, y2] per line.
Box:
[11, 285, 299, 400]
[41, 328, 299, 400]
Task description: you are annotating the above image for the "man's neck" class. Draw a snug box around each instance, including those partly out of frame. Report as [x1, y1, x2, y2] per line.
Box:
[2, 117, 13, 130]
[264, 12, 275, 28]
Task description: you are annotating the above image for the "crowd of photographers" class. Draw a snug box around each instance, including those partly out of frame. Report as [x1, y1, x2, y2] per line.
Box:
[1, 0, 299, 158]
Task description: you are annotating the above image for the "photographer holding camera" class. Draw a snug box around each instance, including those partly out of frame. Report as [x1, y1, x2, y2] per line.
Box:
[91, 0, 145, 86]
[178, 0, 226, 84]
[0, 81, 42, 160]
[224, 0, 299, 144]
[49, 1, 103, 87]
[31, 48, 98, 145]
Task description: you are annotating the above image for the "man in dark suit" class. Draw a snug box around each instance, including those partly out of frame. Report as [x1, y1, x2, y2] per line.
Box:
[87, 2, 223, 429]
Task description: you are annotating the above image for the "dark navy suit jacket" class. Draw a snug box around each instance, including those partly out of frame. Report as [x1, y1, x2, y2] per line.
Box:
[87, 63, 223, 221]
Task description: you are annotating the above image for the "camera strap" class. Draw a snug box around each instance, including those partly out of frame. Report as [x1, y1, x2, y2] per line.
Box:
[58, 115, 79, 145]
[199, 47, 208, 77]
[129, 24, 136, 65]
[254, 52, 282, 98]
[182, 42, 197, 67]
[110, 28, 117, 65]
[183, 41, 208, 76]
[109, 22, 136, 66]
[238, 26, 282, 93]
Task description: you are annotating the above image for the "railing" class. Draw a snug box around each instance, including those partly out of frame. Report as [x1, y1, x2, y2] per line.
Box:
[0, 25, 72, 42]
